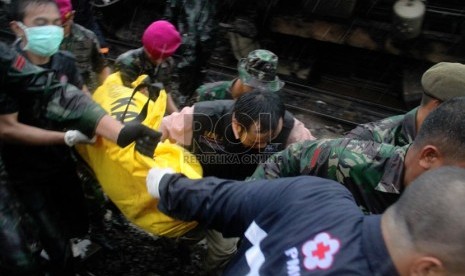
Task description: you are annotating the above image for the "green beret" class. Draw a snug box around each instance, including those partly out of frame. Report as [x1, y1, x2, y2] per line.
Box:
[421, 62, 465, 101]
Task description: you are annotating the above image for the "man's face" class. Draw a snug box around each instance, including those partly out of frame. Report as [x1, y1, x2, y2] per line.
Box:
[233, 118, 283, 149]
[10, 2, 62, 59]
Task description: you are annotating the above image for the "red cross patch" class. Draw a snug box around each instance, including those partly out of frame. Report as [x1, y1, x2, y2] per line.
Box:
[13, 55, 26, 71]
[302, 232, 340, 270]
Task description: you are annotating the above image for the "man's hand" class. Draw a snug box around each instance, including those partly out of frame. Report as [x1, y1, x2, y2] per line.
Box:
[117, 123, 161, 157]
[146, 167, 176, 198]
[64, 130, 96, 146]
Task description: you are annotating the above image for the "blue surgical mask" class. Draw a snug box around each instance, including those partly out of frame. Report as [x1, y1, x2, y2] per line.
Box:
[18, 22, 64, 57]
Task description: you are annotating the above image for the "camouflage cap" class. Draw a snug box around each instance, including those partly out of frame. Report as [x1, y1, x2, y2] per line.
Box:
[421, 62, 465, 101]
[237, 49, 284, 92]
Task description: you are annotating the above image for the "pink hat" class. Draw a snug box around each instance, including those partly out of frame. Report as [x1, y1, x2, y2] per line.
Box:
[142, 20, 181, 60]
[55, 0, 73, 22]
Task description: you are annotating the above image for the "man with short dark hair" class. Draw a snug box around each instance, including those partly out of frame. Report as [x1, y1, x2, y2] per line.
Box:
[9, 0, 84, 90]
[159, 89, 313, 272]
[346, 62, 465, 146]
[0, 1, 161, 274]
[146, 164, 465, 275]
[249, 97, 465, 214]
[160, 89, 315, 180]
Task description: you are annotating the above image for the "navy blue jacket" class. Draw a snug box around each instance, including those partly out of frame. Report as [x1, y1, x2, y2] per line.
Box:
[158, 175, 399, 275]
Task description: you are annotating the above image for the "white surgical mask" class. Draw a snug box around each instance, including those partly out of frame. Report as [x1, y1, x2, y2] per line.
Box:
[18, 22, 64, 57]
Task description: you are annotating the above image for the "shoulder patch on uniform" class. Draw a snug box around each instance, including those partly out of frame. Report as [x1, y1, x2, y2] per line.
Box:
[13, 55, 26, 71]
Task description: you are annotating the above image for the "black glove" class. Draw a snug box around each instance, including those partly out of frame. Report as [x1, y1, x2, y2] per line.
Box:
[146, 82, 163, 100]
[140, 76, 163, 100]
[117, 123, 162, 157]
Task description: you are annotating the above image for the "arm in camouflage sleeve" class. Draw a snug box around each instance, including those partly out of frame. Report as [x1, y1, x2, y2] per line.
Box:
[249, 140, 318, 180]
[43, 83, 161, 156]
[49, 83, 161, 156]
[345, 113, 408, 144]
[345, 123, 378, 141]
[0, 42, 158, 155]
[45, 82, 108, 137]
[45, 83, 158, 147]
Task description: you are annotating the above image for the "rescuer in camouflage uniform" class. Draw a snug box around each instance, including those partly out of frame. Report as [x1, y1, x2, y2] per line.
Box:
[114, 20, 181, 114]
[250, 138, 406, 214]
[196, 49, 284, 101]
[250, 97, 465, 214]
[164, 0, 217, 101]
[57, 0, 111, 93]
[346, 62, 465, 146]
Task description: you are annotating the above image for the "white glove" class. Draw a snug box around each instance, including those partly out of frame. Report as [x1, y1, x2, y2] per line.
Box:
[146, 167, 175, 198]
[64, 130, 96, 147]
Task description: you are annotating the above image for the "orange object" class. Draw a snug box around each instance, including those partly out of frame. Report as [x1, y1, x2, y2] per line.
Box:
[100, 47, 109, 54]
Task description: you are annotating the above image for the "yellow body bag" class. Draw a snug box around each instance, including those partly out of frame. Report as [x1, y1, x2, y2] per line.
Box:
[76, 73, 201, 238]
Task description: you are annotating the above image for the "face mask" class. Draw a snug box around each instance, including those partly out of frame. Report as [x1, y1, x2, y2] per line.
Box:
[18, 22, 64, 57]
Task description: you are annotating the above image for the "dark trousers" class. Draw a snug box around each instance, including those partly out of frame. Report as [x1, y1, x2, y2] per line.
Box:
[0, 174, 42, 275]
[11, 168, 89, 276]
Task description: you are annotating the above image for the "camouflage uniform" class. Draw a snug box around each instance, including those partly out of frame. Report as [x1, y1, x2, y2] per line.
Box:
[196, 79, 235, 101]
[236, 49, 284, 92]
[60, 23, 109, 92]
[345, 107, 418, 147]
[114, 47, 175, 92]
[249, 138, 408, 214]
[195, 49, 284, 102]
[165, 0, 217, 98]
